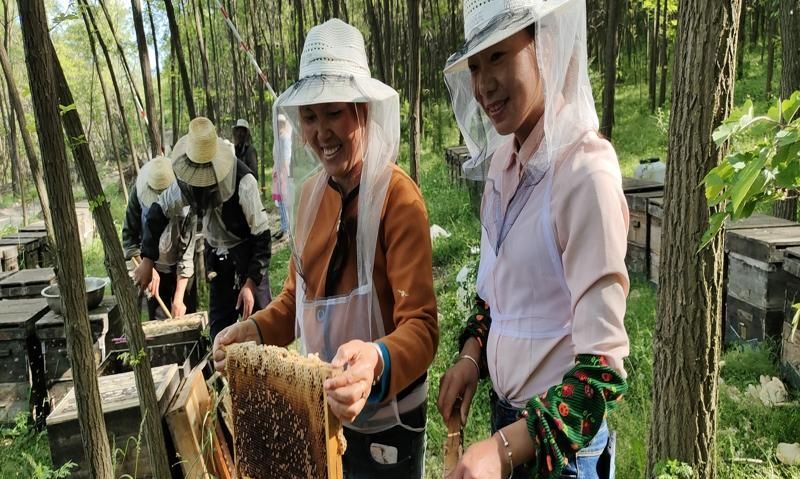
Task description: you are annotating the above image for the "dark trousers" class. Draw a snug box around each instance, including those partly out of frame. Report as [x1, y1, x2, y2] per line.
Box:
[207, 251, 270, 340]
[342, 403, 426, 479]
[147, 270, 198, 321]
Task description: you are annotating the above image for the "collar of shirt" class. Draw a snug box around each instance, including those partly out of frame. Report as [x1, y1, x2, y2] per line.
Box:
[504, 118, 546, 179]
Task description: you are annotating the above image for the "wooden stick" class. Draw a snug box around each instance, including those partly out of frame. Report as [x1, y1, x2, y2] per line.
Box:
[131, 256, 173, 319]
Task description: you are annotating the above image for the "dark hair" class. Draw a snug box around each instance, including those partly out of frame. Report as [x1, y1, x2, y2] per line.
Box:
[525, 23, 537, 39]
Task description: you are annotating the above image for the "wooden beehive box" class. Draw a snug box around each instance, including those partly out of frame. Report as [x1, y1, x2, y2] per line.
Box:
[781, 247, 800, 389]
[2, 232, 51, 267]
[46, 364, 181, 478]
[0, 245, 18, 272]
[165, 361, 213, 479]
[622, 177, 663, 277]
[0, 268, 55, 299]
[724, 225, 800, 345]
[227, 343, 345, 479]
[35, 297, 117, 382]
[0, 236, 40, 269]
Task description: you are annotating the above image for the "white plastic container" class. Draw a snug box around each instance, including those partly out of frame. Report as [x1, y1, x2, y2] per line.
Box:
[634, 158, 666, 183]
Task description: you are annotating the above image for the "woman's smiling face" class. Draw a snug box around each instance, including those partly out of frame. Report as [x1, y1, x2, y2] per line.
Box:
[468, 29, 544, 143]
[299, 102, 366, 185]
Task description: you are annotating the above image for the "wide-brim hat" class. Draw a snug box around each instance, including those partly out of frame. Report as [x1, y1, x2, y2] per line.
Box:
[275, 18, 398, 108]
[444, 0, 574, 74]
[136, 155, 175, 205]
[171, 117, 236, 187]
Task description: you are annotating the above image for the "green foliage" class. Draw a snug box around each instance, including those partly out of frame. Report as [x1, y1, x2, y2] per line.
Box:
[118, 347, 147, 367]
[0, 413, 72, 478]
[653, 459, 694, 479]
[701, 92, 800, 248]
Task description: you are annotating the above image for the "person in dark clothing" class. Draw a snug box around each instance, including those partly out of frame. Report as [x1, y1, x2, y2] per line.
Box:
[122, 155, 197, 319]
[232, 118, 258, 178]
[134, 117, 272, 340]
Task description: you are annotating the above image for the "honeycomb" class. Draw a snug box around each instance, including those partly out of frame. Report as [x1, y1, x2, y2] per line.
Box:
[226, 343, 345, 479]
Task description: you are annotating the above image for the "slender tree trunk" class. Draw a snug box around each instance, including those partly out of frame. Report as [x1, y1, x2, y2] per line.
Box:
[81, 0, 140, 174]
[765, 10, 775, 98]
[0, 42, 52, 239]
[407, 0, 421, 184]
[131, 0, 163, 155]
[145, 0, 165, 149]
[17, 2, 114, 477]
[647, 1, 742, 478]
[164, 0, 197, 119]
[737, 0, 746, 79]
[81, 4, 128, 201]
[171, 45, 179, 145]
[657, 0, 669, 107]
[382, 0, 393, 86]
[365, 0, 386, 81]
[3, 87, 25, 223]
[773, 0, 800, 220]
[293, 0, 305, 67]
[649, 0, 660, 112]
[207, 0, 222, 123]
[601, 0, 622, 138]
[191, 0, 215, 122]
[49, 37, 174, 479]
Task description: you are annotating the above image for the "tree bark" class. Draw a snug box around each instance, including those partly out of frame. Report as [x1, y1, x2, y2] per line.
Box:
[765, 7, 775, 98]
[600, 0, 622, 138]
[407, 0, 421, 184]
[80, 0, 140, 174]
[772, 0, 800, 220]
[49, 38, 174, 479]
[364, 0, 386, 81]
[191, 0, 215, 122]
[17, 2, 114, 477]
[131, 0, 163, 155]
[80, 3, 128, 201]
[646, 1, 742, 478]
[164, 0, 197, 119]
[0, 42, 53, 239]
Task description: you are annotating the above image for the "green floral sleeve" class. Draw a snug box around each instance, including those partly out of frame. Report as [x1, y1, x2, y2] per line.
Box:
[457, 294, 492, 376]
[524, 354, 628, 478]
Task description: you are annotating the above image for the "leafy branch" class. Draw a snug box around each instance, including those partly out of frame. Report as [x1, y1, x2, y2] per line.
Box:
[700, 91, 800, 249]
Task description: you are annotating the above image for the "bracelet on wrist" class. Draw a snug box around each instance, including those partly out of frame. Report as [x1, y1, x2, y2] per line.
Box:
[497, 428, 514, 479]
[459, 354, 481, 376]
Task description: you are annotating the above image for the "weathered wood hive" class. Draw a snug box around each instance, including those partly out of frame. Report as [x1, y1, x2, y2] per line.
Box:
[227, 343, 345, 479]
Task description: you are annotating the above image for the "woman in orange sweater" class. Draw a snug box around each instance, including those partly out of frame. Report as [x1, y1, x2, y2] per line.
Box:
[212, 19, 438, 479]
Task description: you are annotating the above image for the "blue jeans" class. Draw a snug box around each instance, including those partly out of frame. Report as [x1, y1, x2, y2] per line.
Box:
[276, 200, 289, 233]
[490, 391, 616, 479]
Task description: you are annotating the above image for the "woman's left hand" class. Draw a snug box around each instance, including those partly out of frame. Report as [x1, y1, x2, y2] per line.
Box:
[448, 435, 507, 479]
[324, 339, 381, 422]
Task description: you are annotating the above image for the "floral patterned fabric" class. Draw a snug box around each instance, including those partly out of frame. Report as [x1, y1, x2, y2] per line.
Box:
[459, 295, 628, 479]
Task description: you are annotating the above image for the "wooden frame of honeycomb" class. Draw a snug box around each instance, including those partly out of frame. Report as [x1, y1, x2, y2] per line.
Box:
[226, 343, 345, 479]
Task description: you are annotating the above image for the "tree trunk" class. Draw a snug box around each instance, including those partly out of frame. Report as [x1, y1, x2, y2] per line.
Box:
[206, 0, 222, 124]
[131, 0, 162, 155]
[293, 0, 305, 66]
[81, 0, 140, 174]
[600, 0, 622, 138]
[407, 0, 421, 184]
[649, 0, 660, 112]
[646, 1, 742, 478]
[164, 0, 197, 119]
[145, 0, 165, 149]
[49, 37, 174, 479]
[0, 42, 53, 239]
[765, 9, 775, 98]
[191, 0, 215, 122]
[17, 2, 114, 477]
[4, 86, 25, 223]
[737, 0, 746, 79]
[772, 0, 800, 220]
[657, 0, 669, 108]
[80, 3, 128, 201]
[365, 0, 386, 81]
[171, 44, 179, 145]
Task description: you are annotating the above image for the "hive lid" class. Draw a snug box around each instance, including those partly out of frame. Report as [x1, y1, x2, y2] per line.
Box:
[622, 177, 663, 194]
[47, 364, 179, 426]
[726, 226, 800, 263]
[0, 298, 49, 329]
[726, 214, 797, 231]
[0, 268, 54, 287]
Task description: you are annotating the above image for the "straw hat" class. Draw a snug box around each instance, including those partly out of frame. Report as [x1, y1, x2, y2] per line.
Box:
[136, 155, 175, 205]
[171, 117, 236, 187]
[444, 0, 573, 73]
[276, 19, 397, 107]
[232, 118, 250, 131]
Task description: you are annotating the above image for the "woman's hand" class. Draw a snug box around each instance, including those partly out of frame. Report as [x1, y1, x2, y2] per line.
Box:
[324, 340, 382, 422]
[212, 319, 262, 372]
[438, 339, 481, 427]
[448, 435, 507, 479]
